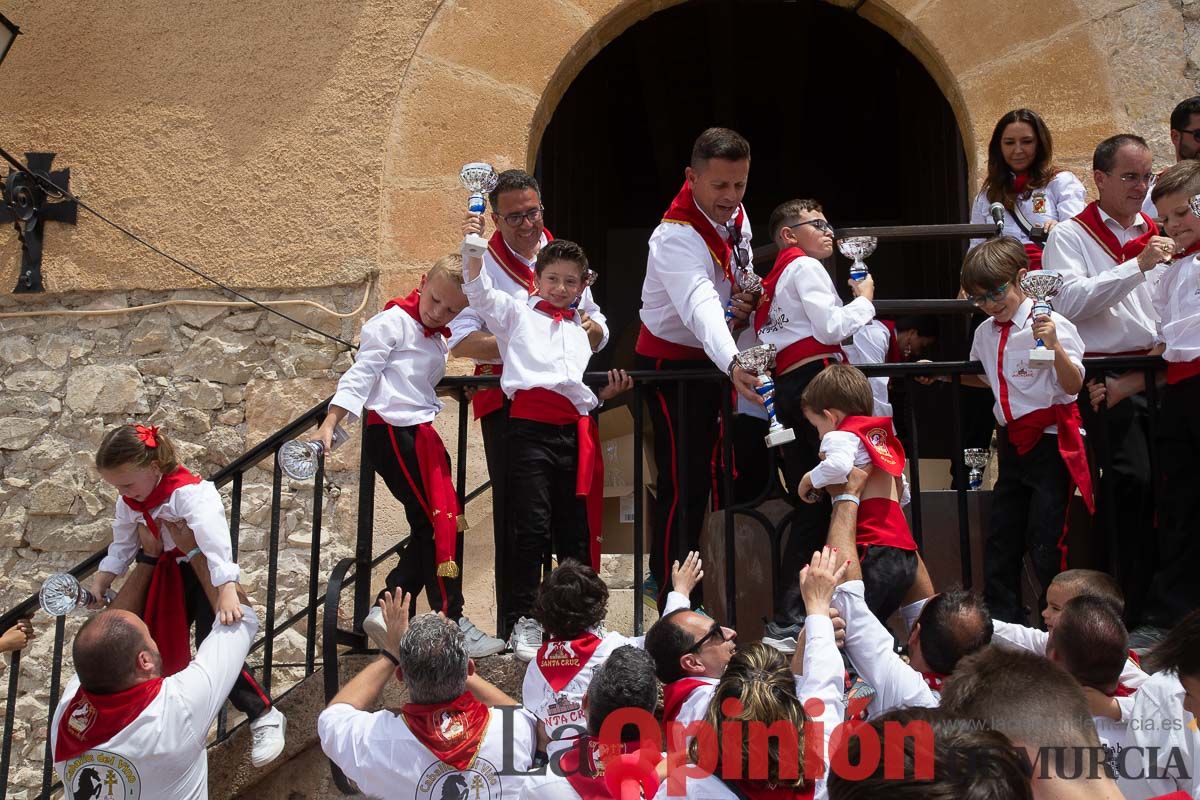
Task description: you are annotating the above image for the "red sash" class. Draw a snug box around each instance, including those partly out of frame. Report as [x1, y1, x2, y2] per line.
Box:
[471, 363, 506, 420]
[536, 632, 602, 692]
[1071, 202, 1158, 265]
[1166, 359, 1200, 385]
[384, 290, 451, 338]
[122, 466, 204, 676]
[634, 325, 707, 361]
[857, 498, 916, 551]
[367, 412, 462, 578]
[836, 417, 905, 477]
[661, 678, 708, 725]
[661, 180, 745, 287]
[485, 228, 555, 294]
[54, 677, 165, 763]
[755, 246, 806, 333]
[775, 339, 845, 374]
[509, 388, 603, 571]
[400, 691, 491, 771]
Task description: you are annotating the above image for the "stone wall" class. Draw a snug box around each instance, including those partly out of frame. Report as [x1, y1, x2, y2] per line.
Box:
[0, 282, 378, 797]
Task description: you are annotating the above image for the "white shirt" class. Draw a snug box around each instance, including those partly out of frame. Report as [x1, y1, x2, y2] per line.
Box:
[463, 267, 598, 414]
[669, 677, 719, 730]
[1151, 252, 1200, 362]
[1043, 208, 1164, 354]
[969, 299, 1085, 427]
[319, 701, 538, 800]
[52, 605, 259, 800]
[844, 320, 893, 417]
[448, 232, 608, 360]
[101, 481, 239, 587]
[833, 579, 939, 716]
[1125, 670, 1199, 798]
[757, 255, 875, 358]
[968, 172, 1088, 248]
[990, 619, 1148, 690]
[654, 614, 844, 800]
[640, 209, 751, 370]
[329, 305, 447, 428]
[809, 430, 910, 505]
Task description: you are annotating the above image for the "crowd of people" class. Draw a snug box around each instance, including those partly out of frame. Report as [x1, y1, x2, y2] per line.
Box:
[22, 95, 1200, 798]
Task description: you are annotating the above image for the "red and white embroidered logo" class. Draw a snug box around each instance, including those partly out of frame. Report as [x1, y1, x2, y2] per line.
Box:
[544, 639, 578, 664]
[1032, 193, 1047, 214]
[67, 700, 96, 738]
[866, 427, 898, 466]
[435, 709, 466, 744]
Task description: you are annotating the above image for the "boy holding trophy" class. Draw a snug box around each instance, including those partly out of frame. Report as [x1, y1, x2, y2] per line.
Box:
[960, 236, 1092, 623]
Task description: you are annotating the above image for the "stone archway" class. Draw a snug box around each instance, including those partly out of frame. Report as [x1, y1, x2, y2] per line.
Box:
[379, 0, 1128, 287]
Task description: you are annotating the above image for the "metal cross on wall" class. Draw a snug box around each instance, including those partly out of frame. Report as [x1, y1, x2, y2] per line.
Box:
[0, 152, 77, 293]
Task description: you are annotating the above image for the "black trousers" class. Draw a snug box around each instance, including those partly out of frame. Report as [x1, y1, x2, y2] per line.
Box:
[985, 431, 1071, 624]
[1144, 375, 1200, 626]
[505, 417, 590, 629]
[1079, 391, 1154, 623]
[181, 564, 271, 719]
[712, 413, 784, 507]
[636, 355, 723, 611]
[364, 422, 464, 620]
[479, 401, 512, 637]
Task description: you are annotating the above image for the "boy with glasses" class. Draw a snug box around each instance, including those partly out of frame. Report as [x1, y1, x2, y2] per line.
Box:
[961, 237, 1092, 624]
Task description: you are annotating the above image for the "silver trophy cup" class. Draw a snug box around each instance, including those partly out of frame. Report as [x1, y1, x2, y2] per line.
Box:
[571, 269, 598, 310]
[460, 162, 499, 258]
[280, 424, 350, 481]
[1019, 272, 1064, 369]
[1189, 193, 1200, 219]
[963, 448, 989, 491]
[837, 236, 877, 282]
[725, 264, 763, 324]
[40, 573, 108, 616]
[735, 344, 795, 448]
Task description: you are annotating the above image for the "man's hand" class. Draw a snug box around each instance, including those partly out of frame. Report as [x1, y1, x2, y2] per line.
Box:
[799, 546, 850, 616]
[1087, 378, 1107, 412]
[731, 364, 765, 406]
[850, 273, 875, 301]
[797, 472, 822, 504]
[89, 571, 117, 609]
[0, 620, 34, 654]
[462, 212, 486, 240]
[379, 589, 411, 656]
[727, 291, 756, 329]
[914, 359, 949, 386]
[671, 551, 704, 596]
[311, 417, 337, 453]
[830, 608, 846, 650]
[216, 582, 244, 625]
[162, 519, 198, 553]
[597, 369, 633, 403]
[1031, 314, 1058, 349]
[1137, 235, 1176, 271]
[136, 524, 163, 559]
[579, 311, 604, 351]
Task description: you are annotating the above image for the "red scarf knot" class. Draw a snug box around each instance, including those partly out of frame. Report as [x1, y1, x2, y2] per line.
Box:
[534, 300, 576, 323]
[135, 424, 160, 448]
[1012, 172, 1029, 195]
[384, 290, 451, 339]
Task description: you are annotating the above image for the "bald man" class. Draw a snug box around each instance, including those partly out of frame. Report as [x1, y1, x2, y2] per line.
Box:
[50, 533, 258, 800]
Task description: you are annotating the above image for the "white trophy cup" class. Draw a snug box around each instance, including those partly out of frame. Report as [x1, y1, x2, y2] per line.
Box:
[280, 424, 350, 481]
[460, 162, 499, 259]
[40, 573, 111, 616]
[735, 344, 795, 448]
[837, 236, 877, 282]
[963, 448, 989, 491]
[1020, 272, 1063, 369]
[725, 263, 763, 324]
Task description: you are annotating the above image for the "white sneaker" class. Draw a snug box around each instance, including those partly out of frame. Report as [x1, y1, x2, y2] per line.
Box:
[458, 616, 506, 658]
[362, 605, 389, 653]
[249, 706, 287, 767]
[508, 616, 544, 662]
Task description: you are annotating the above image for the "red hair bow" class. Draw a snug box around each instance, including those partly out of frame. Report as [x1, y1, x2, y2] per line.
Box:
[135, 424, 160, 448]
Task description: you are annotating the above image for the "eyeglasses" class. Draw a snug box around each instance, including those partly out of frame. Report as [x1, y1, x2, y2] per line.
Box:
[1106, 172, 1155, 186]
[1176, 127, 1200, 140]
[497, 206, 544, 227]
[966, 282, 1009, 306]
[684, 622, 728, 654]
[788, 219, 835, 235]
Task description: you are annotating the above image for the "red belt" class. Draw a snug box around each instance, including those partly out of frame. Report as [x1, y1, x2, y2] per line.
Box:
[510, 388, 602, 571]
[471, 363, 506, 420]
[1166, 358, 1200, 385]
[635, 324, 707, 361]
[775, 336, 845, 373]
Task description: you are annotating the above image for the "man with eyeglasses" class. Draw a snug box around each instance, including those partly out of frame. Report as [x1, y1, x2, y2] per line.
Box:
[644, 607, 737, 728]
[635, 127, 764, 615]
[1042, 133, 1176, 631]
[1142, 95, 1200, 217]
[448, 169, 609, 644]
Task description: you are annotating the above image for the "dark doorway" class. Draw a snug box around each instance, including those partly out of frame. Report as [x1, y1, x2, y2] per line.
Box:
[536, 0, 969, 370]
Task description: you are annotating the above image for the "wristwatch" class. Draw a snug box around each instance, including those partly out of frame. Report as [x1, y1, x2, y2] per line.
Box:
[135, 550, 158, 566]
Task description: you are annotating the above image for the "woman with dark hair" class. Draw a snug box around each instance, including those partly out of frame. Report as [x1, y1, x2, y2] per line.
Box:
[969, 108, 1087, 269]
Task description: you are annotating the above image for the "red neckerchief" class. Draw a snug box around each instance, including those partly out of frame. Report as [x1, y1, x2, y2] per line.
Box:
[1127, 648, 1141, 667]
[486, 228, 555, 294]
[385, 290, 450, 339]
[400, 691, 491, 771]
[836, 416, 906, 477]
[561, 737, 652, 799]
[755, 246, 806, 333]
[1145, 792, 1191, 800]
[661, 678, 709, 725]
[1111, 683, 1136, 698]
[662, 180, 745, 287]
[55, 677, 165, 763]
[1012, 172, 1029, 195]
[536, 632, 602, 692]
[881, 320, 902, 363]
[1071, 202, 1158, 265]
[123, 466, 203, 676]
[921, 671, 947, 692]
[723, 781, 814, 800]
[534, 299, 576, 323]
[1171, 240, 1200, 261]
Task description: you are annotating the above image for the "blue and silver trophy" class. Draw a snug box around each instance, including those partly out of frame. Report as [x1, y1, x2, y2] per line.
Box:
[736, 344, 795, 448]
[1019, 272, 1063, 369]
[460, 162, 499, 259]
[837, 236, 877, 282]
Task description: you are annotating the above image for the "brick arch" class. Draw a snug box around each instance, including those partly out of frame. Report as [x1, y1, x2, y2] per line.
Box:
[380, 0, 1120, 278]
